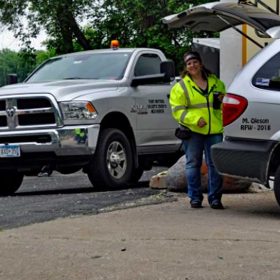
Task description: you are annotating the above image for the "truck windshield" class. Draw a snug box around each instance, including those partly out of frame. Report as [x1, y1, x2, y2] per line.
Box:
[26, 52, 132, 83]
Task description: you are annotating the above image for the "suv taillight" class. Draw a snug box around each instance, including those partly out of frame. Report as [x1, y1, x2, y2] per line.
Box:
[223, 93, 248, 126]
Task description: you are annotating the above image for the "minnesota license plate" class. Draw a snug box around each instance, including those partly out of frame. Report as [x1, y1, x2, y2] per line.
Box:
[0, 145, 21, 158]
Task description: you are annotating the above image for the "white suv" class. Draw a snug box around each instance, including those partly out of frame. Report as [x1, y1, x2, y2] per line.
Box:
[163, 1, 280, 206]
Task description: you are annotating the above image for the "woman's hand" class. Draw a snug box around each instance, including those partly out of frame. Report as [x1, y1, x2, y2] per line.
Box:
[197, 117, 207, 128]
[218, 93, 225, 102]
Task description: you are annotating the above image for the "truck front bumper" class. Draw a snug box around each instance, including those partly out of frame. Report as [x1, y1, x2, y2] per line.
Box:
[211, 137, 277, 185]
[0, 124, 100, 156]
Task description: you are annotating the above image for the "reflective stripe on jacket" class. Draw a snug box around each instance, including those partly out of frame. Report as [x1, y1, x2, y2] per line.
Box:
[169, 74, 226, 135]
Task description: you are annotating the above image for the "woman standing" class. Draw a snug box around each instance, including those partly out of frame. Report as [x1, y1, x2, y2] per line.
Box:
[169, 51, 226, 209]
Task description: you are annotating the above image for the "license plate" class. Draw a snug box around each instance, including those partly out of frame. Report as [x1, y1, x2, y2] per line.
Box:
[0, 145, 21, 158]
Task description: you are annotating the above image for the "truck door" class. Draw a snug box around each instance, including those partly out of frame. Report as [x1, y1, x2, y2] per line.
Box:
[130, 52, 178, 153]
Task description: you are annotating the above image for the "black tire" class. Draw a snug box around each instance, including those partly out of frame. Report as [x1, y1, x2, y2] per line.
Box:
[129, 167, 144, 184]
[0, 171, 23, 196]
[87, 128, 134, 189]
[274, 165, 280, 206]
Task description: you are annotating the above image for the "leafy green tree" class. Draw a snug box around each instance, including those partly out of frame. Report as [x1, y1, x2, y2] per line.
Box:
[87, 0, 210, 71]
[0, 49, 33, 86]
[0, 0, 211, 73]
[0, 0, 92, 54]
[0, 48, 57, 86]
[35, 48, 57, 65]
[29, 0, 92, 53]
[0, 49, 19, 86]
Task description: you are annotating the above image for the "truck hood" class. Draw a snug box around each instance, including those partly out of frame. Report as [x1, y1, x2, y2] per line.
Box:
[0, 79, 122, 101]
[162, 1, 280, 38]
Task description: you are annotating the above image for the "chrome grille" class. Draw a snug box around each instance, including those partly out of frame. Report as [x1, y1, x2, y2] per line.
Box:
[0, 100, 5, 110]
[0, 97, 58, 130]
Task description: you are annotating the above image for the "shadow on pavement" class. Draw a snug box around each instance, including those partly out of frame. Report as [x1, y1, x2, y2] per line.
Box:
[13, 181, 150, 197]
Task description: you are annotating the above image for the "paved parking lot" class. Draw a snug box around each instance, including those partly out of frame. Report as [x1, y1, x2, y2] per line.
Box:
[0, 190, 280, 280]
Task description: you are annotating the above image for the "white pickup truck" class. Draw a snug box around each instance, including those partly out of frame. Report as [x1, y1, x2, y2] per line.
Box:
[0, 46, 181, 194]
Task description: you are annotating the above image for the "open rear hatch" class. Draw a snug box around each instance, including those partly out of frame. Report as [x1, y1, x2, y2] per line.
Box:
[162, 1, 280, 40]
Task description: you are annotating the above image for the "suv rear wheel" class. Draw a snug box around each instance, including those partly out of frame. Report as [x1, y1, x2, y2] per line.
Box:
[274, 165, 280, 206]
[87, 128, 133, 189]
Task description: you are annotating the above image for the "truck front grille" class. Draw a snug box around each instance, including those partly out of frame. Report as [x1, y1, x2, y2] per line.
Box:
[19, 113, 55, 125]
[0, 96, 60, 130]
[0, 135, 52, 144]
[0, 116, 7, 126]
[17, 98, 52, 109]
[0, 100, 5, 110]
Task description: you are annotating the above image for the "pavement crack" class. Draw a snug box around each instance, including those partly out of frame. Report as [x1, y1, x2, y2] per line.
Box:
[130, 237, 280, 244]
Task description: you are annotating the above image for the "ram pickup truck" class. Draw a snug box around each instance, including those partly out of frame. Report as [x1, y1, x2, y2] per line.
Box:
[0, 46, 181, 195]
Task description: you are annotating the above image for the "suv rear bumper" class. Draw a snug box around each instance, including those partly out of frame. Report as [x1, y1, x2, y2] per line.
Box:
[211, 137, 277, 184]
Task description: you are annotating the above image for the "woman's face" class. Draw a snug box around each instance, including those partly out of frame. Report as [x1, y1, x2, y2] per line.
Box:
[186, 59, 202, 76]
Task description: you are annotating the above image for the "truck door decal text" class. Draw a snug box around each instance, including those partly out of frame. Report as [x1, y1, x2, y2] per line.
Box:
[147, 99, 167, 114]
[131, 99, 168, 114]
[130, 104, 148, 114]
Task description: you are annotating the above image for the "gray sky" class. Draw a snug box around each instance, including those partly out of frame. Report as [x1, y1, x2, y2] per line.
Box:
[0, 26, 46, 51]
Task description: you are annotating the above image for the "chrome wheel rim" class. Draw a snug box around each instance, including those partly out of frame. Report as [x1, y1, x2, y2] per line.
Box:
[106, 141, 127, 179]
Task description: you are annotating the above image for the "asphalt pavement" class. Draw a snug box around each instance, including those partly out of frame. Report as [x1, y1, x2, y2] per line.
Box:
[0, 168, 168, 229]
[0, 190, 280, 280]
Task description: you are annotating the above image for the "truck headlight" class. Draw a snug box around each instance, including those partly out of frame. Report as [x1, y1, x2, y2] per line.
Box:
[60, 101, 98, 120]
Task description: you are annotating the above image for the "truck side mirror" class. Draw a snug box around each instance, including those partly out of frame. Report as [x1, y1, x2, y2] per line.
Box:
[160, 60, 175, 82]
[7, 74, 18, 85]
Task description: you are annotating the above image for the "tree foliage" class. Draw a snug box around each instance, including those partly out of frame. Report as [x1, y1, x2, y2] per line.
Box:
[0, 0, 211, 78]
[87, 0, 211, 69]
[0, 48, 57, 86]
[0, 0, 93, 53]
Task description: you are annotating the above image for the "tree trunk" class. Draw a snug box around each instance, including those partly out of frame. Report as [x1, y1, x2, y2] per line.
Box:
[68, 13, 91, 50]
[56, 4, 74, 53]
[55, 1, 91, 53]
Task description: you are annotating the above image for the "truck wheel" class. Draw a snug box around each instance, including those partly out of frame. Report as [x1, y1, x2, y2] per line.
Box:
[0, 171, 23, 196]
[88, 128, 133, 189]
[274, 165, 280, 206]
[129, 167, 144, 184]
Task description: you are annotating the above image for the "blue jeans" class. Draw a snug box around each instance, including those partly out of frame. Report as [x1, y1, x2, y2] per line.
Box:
[182, 133, 223, 204]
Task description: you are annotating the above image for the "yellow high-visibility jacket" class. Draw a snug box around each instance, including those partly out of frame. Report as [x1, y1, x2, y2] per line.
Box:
[169, 74, 226, 135]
